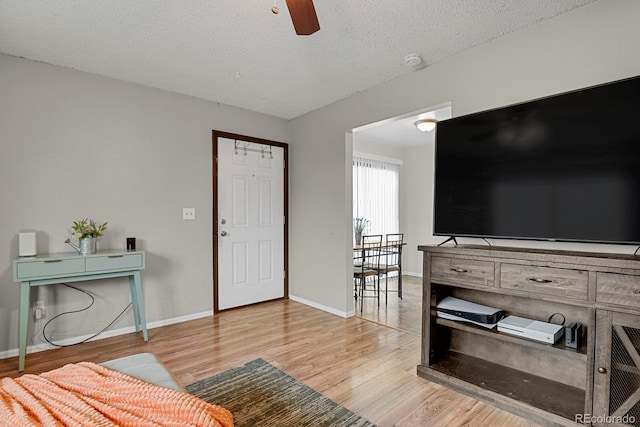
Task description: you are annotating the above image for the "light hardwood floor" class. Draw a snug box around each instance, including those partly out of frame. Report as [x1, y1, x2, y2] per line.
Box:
[0, 299, 538, 427]
[357, 275, 422, 335]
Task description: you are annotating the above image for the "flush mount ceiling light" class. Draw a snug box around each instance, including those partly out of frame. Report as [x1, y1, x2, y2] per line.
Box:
[414, 118, 437, 132]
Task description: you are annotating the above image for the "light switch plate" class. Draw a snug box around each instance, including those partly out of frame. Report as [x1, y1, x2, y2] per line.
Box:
[183, 208, 195, 220]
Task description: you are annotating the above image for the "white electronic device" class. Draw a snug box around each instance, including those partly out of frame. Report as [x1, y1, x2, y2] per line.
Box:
[19, 230, 37, 257]
[497, 315, 564, 344]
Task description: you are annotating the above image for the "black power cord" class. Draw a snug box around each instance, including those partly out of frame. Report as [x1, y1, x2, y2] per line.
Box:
[635, 246, 640, 256]
[547, 312, 566, 326]
[42, 283, 132, 348]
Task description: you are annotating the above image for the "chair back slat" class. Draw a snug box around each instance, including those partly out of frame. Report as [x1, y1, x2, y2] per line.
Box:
[384, 233, 404, 267]
[353, 234, 383, 310]
[362, 234, 383, 270]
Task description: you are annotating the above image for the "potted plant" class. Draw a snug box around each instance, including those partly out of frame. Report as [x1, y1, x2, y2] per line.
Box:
[65, 218, 108, 255]
[353, 218, 369, 245]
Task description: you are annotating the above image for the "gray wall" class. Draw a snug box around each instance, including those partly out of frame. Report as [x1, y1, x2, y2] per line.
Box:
[2, 0, 640, 357]
[288, 0, 640, 314]
[0, 55, 289, 356]
[401, 142, 436, 276]
[353, 136, 404, 160]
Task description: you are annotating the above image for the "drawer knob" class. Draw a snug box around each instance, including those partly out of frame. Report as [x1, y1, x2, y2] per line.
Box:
[528, 277, 552, 284]
[450, 268, 468, 273]
[598, 367, 607, 374]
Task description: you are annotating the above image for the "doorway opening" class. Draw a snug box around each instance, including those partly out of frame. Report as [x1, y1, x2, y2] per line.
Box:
[350, 104, 451, 334]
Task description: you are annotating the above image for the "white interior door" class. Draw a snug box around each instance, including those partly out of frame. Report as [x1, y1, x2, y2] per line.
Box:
[217, 136, 285, 310]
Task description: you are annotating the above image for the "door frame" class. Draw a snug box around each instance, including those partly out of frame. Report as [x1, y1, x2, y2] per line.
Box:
[212, 130, 289, 313]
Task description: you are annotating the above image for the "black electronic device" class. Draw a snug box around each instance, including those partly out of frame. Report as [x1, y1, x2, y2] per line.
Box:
[126, 237, 136, 251]
[565, 322, 583, 349]
[434, 75, 640, 245]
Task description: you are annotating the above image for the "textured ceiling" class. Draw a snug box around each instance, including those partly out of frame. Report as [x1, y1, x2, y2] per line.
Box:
[0, 0, 595, 120]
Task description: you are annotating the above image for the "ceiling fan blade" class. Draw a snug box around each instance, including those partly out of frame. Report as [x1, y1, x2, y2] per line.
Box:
[285, 0, 320, 36]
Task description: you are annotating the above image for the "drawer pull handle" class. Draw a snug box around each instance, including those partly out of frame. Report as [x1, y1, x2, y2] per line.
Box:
[43, 260, 63, 263]
[528, 277, 552, 284]
[108, 255, 124, 258]
[450, 268, 468, 273]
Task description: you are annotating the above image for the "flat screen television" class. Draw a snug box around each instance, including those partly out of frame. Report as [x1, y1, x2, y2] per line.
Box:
[434, 75, 640, 245]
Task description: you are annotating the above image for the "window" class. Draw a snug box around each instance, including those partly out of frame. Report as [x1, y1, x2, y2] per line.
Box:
[353, 155, 400, 237]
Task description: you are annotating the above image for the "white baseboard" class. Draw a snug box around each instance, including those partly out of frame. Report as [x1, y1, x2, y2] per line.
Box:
[0, 310, 214, 361]
[146, 309, 214, 329]
[289, 295, 355, 318]
[404, 271, 422, 278]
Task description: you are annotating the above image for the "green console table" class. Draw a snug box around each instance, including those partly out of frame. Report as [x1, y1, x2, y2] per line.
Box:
[12, 250, 147, 371]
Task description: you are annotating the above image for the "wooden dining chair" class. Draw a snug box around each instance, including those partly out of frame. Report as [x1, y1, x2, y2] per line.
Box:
[353, 234, 383, 312]
[376, 233, 404, 302]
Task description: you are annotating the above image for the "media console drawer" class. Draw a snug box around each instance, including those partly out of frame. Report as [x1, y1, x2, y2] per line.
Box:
[596, 272, 640, 309]
[500, 263, 588, 300]
[430, 256, 494, 288]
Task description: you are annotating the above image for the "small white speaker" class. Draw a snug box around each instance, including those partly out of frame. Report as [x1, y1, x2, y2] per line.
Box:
[19, 230, 37, 257]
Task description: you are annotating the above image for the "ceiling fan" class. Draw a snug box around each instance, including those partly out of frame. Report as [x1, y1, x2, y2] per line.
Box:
[272, 0, 320, 36]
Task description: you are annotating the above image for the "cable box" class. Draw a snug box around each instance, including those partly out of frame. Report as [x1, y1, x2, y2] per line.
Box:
[497, 316, 564, 344]
[436, 296, 505, 327]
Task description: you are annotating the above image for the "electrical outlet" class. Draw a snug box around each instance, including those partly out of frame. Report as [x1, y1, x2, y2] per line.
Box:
[34, 300, 46, 319]
[183, 208, 196, 220]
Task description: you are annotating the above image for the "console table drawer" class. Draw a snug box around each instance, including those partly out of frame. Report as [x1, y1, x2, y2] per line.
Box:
[500, 264, 588, 300]
[16, 258, 85, 279]
[431, 256, 495, 287]
[596, 272, 640, 308]
[86, 254, 143, 272]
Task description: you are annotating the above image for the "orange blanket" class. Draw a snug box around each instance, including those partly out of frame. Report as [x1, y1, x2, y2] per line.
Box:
[0, 362, 233, 427]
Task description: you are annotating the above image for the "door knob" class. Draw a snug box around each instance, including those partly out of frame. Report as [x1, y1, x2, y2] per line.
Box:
[220, 230, 228, 237]
[220, 218, 227, 225]
[598, 367, 607, 374]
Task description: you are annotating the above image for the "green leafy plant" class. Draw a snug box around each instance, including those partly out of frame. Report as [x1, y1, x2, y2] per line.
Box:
[71, 218, 108, 239]
[353, 217, 369, 234]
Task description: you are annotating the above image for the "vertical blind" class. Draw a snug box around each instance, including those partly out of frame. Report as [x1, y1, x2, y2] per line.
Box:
[353, 156, 400, 237]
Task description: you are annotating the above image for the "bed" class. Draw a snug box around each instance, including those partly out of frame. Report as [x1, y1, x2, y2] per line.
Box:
[0, 353, 233, 426]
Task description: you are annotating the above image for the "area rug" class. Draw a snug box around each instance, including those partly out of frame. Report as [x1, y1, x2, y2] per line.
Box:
[185, 358, 377, 427]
